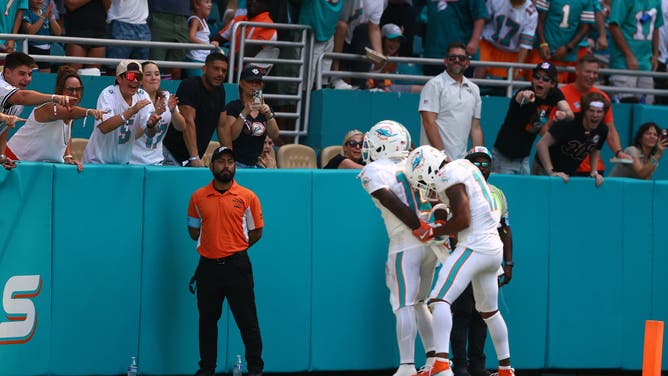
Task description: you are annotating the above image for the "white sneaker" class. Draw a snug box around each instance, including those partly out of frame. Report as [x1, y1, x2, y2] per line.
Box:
[331, 78, 353, 90]
[393, 364, 417, 376]
[414, 359, 453, 376]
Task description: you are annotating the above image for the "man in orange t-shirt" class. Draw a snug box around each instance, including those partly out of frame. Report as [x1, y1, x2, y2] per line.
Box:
[187, 146, 265, 376]
[550, 54, 631, 175]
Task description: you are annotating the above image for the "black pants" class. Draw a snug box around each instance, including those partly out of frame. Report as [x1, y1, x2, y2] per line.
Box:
[196, 252, 264, 373]
[450, 284, 487, 371]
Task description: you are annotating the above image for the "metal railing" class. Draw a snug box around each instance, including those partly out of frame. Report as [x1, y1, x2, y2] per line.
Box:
[316, 52, 668, 99]
[227, 22, 314, 143]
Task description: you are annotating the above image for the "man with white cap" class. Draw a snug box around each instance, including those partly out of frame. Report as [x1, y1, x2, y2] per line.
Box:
[84, 59, 153, 164]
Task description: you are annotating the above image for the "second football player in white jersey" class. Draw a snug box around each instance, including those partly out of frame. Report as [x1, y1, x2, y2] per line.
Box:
[406, 145, 514, 376]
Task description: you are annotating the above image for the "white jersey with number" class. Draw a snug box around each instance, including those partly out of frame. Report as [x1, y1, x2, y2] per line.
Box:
[130, 92, 174, 165]
[0, 76, 24, 136]
[7, 105, 69, 162]
[84, 85, 153, 164]
[359, 157, 431, 254]
[433, 159, 502, 254]
[482, 0, 538, 52]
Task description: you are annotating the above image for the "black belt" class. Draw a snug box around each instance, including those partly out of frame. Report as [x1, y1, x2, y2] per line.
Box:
[199, 251, 246, 264]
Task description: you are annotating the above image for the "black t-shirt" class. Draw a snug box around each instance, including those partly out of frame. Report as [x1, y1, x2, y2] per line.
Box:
[65, 0, 107, 39]
[494, 86, 565, 158]
[539, 112, 609, 175]
[163, 77, 227, 163]
[226, 100, 267, 166]
[323, 154, 364, 169]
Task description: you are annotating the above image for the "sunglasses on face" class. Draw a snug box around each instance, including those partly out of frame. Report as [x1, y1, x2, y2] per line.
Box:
[124, 72, 143, 81]
[447, 54, 469, 62]
[346, 140, 363, 148]
[472, 161, 490, 168]
[533, 74, 553, 83]
[64, 86, 84, 94]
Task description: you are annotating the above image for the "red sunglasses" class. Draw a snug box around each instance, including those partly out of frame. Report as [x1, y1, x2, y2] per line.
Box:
[124, 72, 143, 81]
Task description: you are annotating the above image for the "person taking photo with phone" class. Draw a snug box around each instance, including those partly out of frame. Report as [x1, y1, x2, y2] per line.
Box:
[609, 122, 667, 180]
[224, 65, 279, 168]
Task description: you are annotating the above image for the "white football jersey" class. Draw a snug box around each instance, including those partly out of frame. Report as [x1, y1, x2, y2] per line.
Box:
[7, 105, 68, 162]
[359, 158, 431, 254]
[433, 159, 503, 254]
[84, 85, 153, 164]
[0, 76, 24, 136]
[130, 92, 174, 165]
[482, 0, 538, 52]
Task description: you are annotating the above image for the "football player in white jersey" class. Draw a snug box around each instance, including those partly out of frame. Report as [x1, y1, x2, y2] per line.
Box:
[0, 52, 77, 169]
[405, 145, 514, 376]
[358, 120, 445, 376]
[84, 60, 154, 164]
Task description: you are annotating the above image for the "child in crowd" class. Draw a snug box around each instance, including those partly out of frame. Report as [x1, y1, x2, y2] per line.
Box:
[21, 0, 62, 72]
[186, 0, 220, 78]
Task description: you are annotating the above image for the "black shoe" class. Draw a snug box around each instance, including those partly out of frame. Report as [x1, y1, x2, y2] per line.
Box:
[454, 368, 472, 376]
[194, 368, 215, 376]
[469, 368, 491, 376]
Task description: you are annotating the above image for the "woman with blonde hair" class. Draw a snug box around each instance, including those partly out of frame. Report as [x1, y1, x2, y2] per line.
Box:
[323, 129, 365, 169]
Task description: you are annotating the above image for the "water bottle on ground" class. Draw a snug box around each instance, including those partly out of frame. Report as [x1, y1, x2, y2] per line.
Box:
[232, 354, 243, 376]
[127, 356, 138, 376]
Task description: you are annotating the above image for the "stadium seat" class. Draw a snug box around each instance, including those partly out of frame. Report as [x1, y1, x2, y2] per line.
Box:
[319, 145, 342, 168]
[277, 144, 317, 169]
[70, 138, 88, 162]
[201, 141, 221, 167]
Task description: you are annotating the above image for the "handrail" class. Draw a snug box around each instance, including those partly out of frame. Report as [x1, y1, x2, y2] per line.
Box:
[317, 52, 668, 99]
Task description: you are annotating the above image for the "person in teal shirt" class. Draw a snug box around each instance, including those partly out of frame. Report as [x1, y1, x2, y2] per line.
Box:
[607, 0, 663, 103]
[416, 0, 488, 76]
[0, 0, 29, 52]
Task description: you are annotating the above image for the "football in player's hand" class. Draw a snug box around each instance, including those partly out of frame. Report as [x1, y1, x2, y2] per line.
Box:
[430, 203, 449, 223]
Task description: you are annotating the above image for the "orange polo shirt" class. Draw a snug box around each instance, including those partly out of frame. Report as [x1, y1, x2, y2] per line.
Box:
[188, 180, 264, 259]
[218, 11, 277, 53]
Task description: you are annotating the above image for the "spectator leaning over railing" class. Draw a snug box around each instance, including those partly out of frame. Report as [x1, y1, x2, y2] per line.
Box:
[549, 54, 631, 176]
[6, 65, 105, 171]
[492, 61, 573, 175]
[162, 52, 229, 167]
[147, 0, 190, 80]
[20, 0, 62, 73]
[0, 52, 77, 170]
[130, 61, 187, 165]
[324, 129, 365, 169]
[63, 0, 110, 71]
[607, 0, 663, 104]
[609, 122, 668, 180]
[534, 91, 609, 187]
[83, 60, 154, 164]
[0, 0, 27, 53]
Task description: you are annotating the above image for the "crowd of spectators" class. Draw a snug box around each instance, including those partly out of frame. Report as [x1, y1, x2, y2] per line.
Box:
[0, 0, 666, 180]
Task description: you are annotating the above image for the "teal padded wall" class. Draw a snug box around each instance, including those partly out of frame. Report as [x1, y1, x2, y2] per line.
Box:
[1, 164, 667, 375]
[0, 163, 52, 376]
[50, 165, 145, 375]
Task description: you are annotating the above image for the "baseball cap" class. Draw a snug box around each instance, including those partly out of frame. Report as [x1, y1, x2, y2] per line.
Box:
[466, 146, 492, 161]
[240, 65, 263, 82]
[116, 59, 142, 77]
[211, 146, 235, 162]
[533, 61, 557, 82]
[381, 23, 404, 40]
